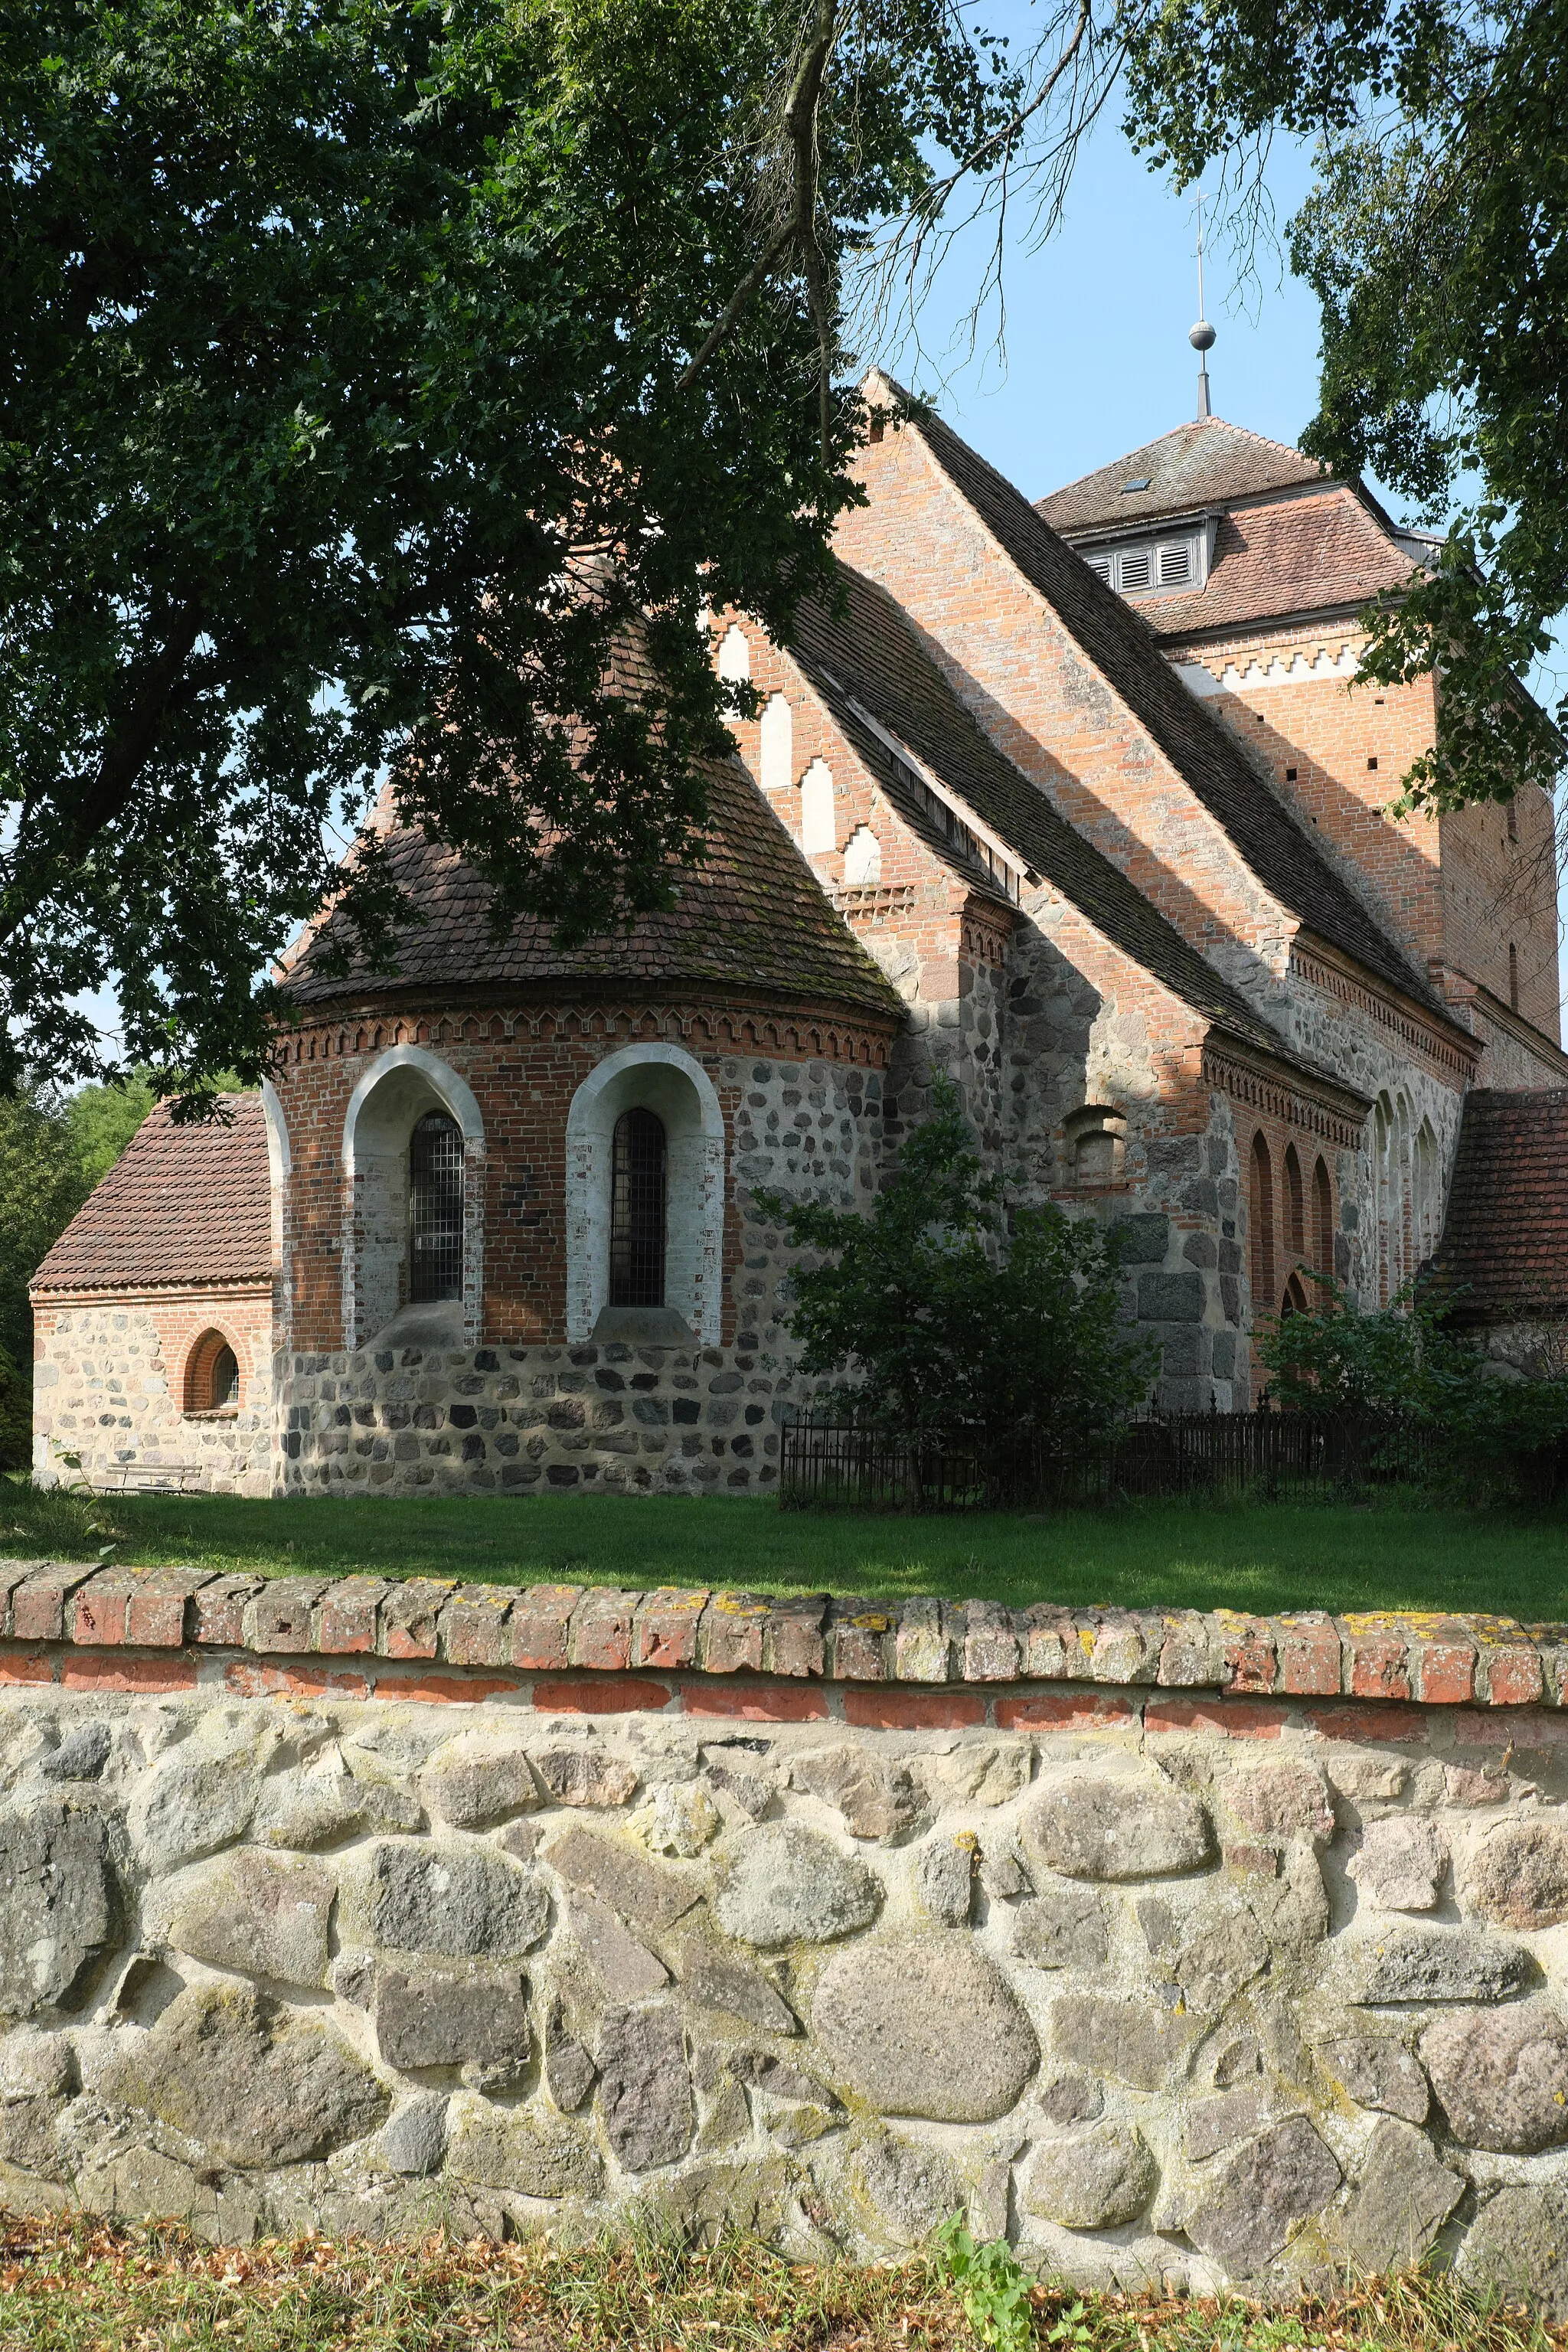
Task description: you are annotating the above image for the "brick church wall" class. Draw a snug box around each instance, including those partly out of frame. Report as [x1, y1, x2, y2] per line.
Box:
[276, 1040, 888, 1494]
[726, 618, 1256, 1409]
[32, 1286, 274, 1494]
[271, 1008, 891, 1357]
[1171, 629, 1562, 1057]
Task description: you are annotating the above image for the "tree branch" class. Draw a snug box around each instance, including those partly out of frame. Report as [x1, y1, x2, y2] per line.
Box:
[0, 606, 202, 948]
[678, 0, 840, 438]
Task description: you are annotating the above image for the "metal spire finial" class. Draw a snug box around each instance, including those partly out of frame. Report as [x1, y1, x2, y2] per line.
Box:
[1188, 190, 1217, 418]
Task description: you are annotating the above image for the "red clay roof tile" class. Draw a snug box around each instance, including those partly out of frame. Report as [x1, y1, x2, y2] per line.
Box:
[1037, 416, 1328, 534]
[1436, 1088, 1568, 1323]
[1145, 489, 1417, 640]
[32, 1094, 271, 1295]
[280, 757, 900, 1022]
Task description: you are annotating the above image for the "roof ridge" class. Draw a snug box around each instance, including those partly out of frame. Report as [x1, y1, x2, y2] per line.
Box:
[897, 404, 1451, 1021]
[788, 559, 1337, 1071]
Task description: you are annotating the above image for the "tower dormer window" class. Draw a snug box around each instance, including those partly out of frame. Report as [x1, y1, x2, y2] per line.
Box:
[1083, 528, 1207, 599]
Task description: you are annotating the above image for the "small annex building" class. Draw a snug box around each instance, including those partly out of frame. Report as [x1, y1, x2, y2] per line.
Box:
[33, 384, 1568, 1497]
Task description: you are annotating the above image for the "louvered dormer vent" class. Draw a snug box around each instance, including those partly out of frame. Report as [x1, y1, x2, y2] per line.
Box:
[1083, 529, 1205, 599]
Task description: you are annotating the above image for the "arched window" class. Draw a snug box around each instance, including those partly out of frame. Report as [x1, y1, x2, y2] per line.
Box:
[609, 1108, 667, 1308]
[409, 1111, 464, 1302]
[185, 1329, 240, 1415]
[1282, 1270, 1309, 1315]
[1374, 1097, 1392, 1304]
[1312, 1156, 1334, 1282]
[1283, 1144, 1305, 1267]
[565, 1043, 724, 1342]
[1250, 1133, 1275, 1314]
[1414, 1119, 1439, 1265]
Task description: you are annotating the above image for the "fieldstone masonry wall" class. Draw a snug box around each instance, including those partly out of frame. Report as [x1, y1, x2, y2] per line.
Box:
[279, 1338, 820, 1495]
[5, 1565, 1568, 2308]
[34, 1295, 275, 1496]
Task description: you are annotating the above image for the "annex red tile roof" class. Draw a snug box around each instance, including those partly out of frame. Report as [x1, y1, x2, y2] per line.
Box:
[1144, 488, 1418, 642]
[32, 1095, 272, 1295]
[280, 756, 901, 1023]
[1037, 416, 1328, 534]
[1436, 1088, 1568, 1323]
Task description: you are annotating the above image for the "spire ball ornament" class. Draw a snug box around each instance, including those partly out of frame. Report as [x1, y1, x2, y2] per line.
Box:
[1190, 191, 1216, 415]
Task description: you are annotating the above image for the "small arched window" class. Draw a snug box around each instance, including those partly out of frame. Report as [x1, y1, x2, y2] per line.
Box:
[409, 1111, 464, 1302]
[185, 1330, 240, 1415]
[1250, 1133, 1276, 1313]
[609, 1108, 667, 1307]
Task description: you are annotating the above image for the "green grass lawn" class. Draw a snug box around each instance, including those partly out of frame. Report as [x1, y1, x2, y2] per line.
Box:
[11, 1481, 1568, 1619]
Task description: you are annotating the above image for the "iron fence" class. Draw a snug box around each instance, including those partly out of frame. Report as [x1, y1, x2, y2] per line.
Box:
[779, 1407, 1443, 1511]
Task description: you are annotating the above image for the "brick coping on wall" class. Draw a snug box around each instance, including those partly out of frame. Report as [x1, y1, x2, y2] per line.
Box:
[0, 1560, 1563, 1721]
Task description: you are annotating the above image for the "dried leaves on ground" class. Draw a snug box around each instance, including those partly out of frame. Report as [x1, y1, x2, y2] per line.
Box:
[0, 2220, 1560, 2352]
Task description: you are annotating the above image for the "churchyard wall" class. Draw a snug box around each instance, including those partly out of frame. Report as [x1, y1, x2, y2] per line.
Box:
[2, 1564, 1568, 2305]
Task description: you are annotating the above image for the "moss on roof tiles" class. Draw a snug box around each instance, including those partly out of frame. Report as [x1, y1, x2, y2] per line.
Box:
[281, 756, 901, 1022]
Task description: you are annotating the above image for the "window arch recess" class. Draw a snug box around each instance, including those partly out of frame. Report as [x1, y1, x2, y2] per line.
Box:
[185, 1329, 240, 1415]
[566, 1043, 724, 1344]
[341, 1044, 485, 1347]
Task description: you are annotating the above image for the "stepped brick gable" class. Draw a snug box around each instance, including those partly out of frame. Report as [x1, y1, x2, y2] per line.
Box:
[34, 388, 1565, 1493]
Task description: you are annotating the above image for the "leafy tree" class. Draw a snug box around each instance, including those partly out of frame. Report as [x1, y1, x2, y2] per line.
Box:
[1124, 0, 1568, 815]
[0, 1090, 96, 1466]
[0, 0, 1013, 1099]
[67, 1070, 158, 1189]
[1257, 1276, 1472, 1417]
[1259, 1277, 1568, 1494]
[0, 1073, 166, 1467]
[753, 1083, 1155, 1475]
[9, 0, 1554, 1114]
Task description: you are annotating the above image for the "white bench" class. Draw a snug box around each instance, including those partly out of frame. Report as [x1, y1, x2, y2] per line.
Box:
[91, 1463, 202, 1495]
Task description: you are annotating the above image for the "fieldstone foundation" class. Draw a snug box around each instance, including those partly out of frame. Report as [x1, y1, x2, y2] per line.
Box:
[279, 1337, 818, 1495]
[2, 1570, 1568, 2302]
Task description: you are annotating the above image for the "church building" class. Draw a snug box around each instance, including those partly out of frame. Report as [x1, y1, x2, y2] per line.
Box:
[32, 372, 1567, 1497]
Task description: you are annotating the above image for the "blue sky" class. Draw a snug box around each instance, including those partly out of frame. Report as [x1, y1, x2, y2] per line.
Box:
[871, 111, 1325, 505]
